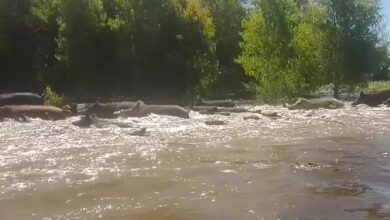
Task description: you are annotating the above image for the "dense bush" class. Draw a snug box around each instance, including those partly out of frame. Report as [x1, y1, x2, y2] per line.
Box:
[43, 86, 65, 107]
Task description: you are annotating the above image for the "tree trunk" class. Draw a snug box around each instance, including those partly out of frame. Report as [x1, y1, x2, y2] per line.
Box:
[333, 72, 339, 99]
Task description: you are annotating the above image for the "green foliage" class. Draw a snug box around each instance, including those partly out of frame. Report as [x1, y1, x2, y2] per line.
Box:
[0, 0, 387, 102]
[172, 0, 219, 97]
[238, 0, 385, 101]
[321, 0, 383, 97]
[370, 45, 390, 81]
[43, 86, 65, 106]
[237, 0, 326, 101]
[0, 0, 220, 100]
[359, 81, 390, 93]
[0, 0, 37, 91]
[290, 6, 328, 90]
[30, 0, 62, 85]
[201, 0, 249, 97]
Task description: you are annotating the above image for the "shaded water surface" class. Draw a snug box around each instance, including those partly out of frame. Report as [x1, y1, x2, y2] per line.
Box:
[0, 103, 389, 220]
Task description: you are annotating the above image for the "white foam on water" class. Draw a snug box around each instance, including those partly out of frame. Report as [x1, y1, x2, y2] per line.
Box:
[0, 103, 389, 219]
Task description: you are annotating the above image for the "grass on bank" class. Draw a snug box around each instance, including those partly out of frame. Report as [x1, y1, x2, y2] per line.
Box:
[41, 81, 389, 107]
[317, 81, 390, 94]
[359, 81, 390, 92]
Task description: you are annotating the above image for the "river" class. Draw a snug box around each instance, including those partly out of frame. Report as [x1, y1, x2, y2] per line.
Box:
[0, 103, 389, 220]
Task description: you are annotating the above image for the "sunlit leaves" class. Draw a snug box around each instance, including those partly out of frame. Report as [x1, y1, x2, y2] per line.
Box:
[238, 0, 384, 100]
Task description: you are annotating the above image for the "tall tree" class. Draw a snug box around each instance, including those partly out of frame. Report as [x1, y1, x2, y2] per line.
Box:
[202, 0, 249, 97]
[238, 0, 384, 101]
[55, 0, 108, 89]
[237, 0, 327, 101]
[48, 0, 218, 100]
[0, 0, 36, 92]
[321, 0, 382, 97]
[30, 0, 61, 89]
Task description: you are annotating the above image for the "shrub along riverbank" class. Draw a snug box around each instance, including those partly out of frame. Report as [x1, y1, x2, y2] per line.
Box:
[39, 81, 389, 108]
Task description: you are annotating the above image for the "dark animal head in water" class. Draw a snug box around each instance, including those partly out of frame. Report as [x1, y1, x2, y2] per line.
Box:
[67, 103, 79, 115]
[352, 90, 390, 106]
[384, 98, 390, 106]
[61, 105, 74, 116]
[83, 103, 116, 118]
[62, 108, 73, 118]
[352, 92, 367, 106]
[72, 114, 97, 127]
[287, 98, 309, 110]
[83, 103, 99, 113]
[115, 101, 143, 117]
[129, 127, 147, 136]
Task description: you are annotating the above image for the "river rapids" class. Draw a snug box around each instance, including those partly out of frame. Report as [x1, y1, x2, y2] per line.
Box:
[0, 103, 389, 220]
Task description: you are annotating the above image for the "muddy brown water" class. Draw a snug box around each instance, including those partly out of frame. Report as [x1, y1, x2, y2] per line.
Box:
[0, 103, 389, 220]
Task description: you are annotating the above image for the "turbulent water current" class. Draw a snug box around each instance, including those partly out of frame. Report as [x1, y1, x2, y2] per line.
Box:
[0, 103, 389, 220]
